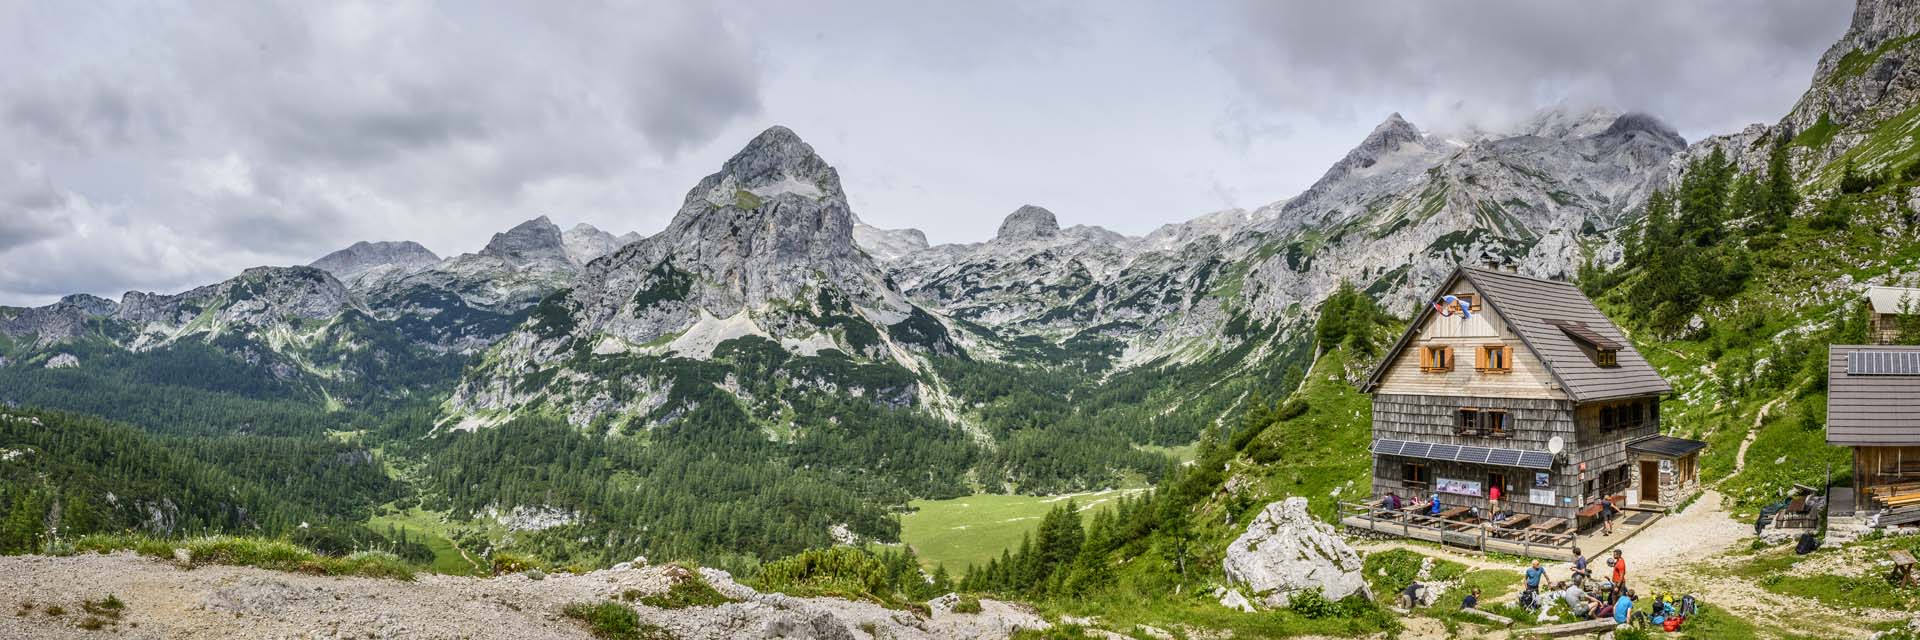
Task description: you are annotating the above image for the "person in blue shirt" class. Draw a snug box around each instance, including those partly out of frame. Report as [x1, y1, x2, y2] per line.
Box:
[1613, 589, 1635, 625]
[1524, 560, 1548, 591]
[1428, 493, 1442, 516]
[1461, 588, 1481, 610]
[1570, 547, 1590, 586]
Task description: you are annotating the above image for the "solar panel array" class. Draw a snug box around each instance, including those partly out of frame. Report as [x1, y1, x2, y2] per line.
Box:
[1847, 350, 1920, 376]
[1372, 438, 1554, 469]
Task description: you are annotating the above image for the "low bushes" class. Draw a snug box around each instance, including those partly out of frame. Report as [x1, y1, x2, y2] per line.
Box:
[68, 534, 415, 581]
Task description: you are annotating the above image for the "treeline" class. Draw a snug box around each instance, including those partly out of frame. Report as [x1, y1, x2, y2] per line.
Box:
[0, 409, 398, 554]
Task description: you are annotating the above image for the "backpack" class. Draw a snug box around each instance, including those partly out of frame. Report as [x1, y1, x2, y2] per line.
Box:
[1678, 594, 1697, 617]
[1664, 616, 1684, 632]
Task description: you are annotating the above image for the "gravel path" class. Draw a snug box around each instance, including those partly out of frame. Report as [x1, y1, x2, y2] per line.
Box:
[0, 552, 1049, 640]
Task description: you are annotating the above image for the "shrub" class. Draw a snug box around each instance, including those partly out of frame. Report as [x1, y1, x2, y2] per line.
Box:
[490, 551, 541, 575]
[80, 595, 124, 619]
[77, 616, 106, 630]
[562, 601, 673, 640]
[952, 595, 983, 614]
[639, 571, 735, 609]
[45, 605, 65, 616]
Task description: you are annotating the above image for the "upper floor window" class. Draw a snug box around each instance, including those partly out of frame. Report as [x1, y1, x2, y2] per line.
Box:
[1454, 293, 1481, 312]
[1477, 345, 1512, 373]
[1421, 345, 1454, 373]
[1600, 400, 1649, 431]
[1456, 408, 1510, 438]
[1596, 349, 1618, 367]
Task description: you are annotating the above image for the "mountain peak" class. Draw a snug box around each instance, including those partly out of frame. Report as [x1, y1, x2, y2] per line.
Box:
[1362, 113, 1423, 151]
[310, 241, 440, 279]
[996, 205, 1061, 242]
[481, 216, 569, 263]
[703, 126, 843, 202]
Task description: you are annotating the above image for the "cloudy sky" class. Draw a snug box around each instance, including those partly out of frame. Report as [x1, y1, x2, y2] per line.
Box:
[1, 0, 1850, 306]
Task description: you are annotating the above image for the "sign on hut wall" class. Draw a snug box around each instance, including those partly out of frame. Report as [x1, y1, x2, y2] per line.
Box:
[1530, 488, 1556, 506]
[1437, 478, 1482, 496]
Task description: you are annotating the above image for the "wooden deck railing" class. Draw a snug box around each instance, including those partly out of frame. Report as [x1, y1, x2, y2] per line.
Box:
[1337, 501, 1577, 559]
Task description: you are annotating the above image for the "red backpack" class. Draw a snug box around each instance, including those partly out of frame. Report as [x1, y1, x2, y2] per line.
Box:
[1663, 616, 1684, 632]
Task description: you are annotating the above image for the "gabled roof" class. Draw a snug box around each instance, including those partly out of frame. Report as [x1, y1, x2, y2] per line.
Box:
[1866, 286, 1920, 315]
[1362, 266, 1672, 402]
[1827, 344, 1920, 446]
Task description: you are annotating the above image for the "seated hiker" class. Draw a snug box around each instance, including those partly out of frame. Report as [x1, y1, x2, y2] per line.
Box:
[1612, 589, 1636, 625]
[1461, 587, 1481, 610]
[1383, 493, 1402, 511]
[1428, 493, 1443, 517]
[1556, 581, 1598, 617]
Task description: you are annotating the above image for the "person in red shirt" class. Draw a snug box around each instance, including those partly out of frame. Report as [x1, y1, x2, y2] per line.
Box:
[1610, 549, 1627, 590]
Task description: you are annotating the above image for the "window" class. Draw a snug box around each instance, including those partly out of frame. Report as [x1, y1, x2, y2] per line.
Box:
[1600, 406, 1614, 430]
[1484, 410, 1509, 437]
[1456, 408, 1510, 437]
[1421, 345, 1454, 373]
[1488, 472, 1507, 499]
[1596, 349, 1618, 367]
[1403, 462, 1430, 488]
[1454, 293, 1481, 311]
[1477, 345, 1512, 373]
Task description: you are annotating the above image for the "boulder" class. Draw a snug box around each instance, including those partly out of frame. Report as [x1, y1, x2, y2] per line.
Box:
[1220, 497, 1370, 609]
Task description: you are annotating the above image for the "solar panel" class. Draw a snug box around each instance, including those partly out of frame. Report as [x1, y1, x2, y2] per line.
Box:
[1486, 449, 1522, 467]
[1848, 351, 1920, 376]
[1402, 442, 1433, 459]
[1372, 440, 1403, 456]
[1457, 446, 1492, 465]
[1427, 443, 1461, 462]
[1518, 452, 1555, 469]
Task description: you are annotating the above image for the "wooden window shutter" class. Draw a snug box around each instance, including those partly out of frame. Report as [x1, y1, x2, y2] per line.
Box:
[1442, 346, 1454, 371]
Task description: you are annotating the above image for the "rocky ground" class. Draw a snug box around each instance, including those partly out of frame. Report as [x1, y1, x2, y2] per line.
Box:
[0, 552, 1048, 640]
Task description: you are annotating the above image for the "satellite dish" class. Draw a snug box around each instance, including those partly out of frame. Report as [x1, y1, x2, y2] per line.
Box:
[1547, 436, 1566, 455]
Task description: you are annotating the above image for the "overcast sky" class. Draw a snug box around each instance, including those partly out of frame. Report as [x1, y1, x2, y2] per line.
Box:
[0, 0, 1851, 306]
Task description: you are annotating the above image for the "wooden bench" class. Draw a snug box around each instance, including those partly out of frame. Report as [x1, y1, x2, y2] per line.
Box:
[1515, 618, 1617, 639]
[1490, 514, 1531, 536]
[1522, 517, 1569, 543]
[1893, 550, 1917, 588]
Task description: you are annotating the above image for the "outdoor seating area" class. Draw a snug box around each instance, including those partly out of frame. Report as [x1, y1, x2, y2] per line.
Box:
[1344, 493, 1665, 561]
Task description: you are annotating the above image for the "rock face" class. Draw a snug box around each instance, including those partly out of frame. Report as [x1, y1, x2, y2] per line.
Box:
[308, 240, 440, 291]
[1220, 497, 1369, 609]
[995, 205, 1062, 241]
[0, 294, 117, 347]
[113, 266, 370, 351]
[43, 353, 78, 369]
[367, 216, 582, 352]
[561, 223, 640, 265]
[850, 218, 929, 262]
[446, 126, 954, 430]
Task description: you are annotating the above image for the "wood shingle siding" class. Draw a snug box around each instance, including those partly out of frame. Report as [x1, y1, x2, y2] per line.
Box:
[1828, 344, 1920, 446]
[1364, 268, 1672, 402]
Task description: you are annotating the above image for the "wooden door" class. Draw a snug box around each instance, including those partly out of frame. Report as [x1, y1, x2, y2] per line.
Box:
[1639, 460, 1660, 503]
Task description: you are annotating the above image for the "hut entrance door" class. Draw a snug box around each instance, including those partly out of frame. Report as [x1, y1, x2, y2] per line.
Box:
[1639, 460, 1660, 503]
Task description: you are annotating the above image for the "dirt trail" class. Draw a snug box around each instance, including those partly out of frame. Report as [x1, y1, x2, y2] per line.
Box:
[1733, 397, 1787, 475]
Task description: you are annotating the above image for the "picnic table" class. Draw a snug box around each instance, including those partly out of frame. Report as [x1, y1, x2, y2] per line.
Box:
[1893, 550, 1917, 588]
[1490, 513, 1531, 535]
[1522, 517, 1568, 542]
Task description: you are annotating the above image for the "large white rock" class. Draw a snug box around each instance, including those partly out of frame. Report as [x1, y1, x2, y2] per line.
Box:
[1220, 497, 1370, 609]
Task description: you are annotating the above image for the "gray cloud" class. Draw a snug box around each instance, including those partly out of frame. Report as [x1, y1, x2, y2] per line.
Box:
[0, 0, 765, 305]
[1217, 1, 1850, 138]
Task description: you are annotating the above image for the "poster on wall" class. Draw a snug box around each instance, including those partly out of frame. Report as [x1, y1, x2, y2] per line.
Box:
[1436, 478, 1482, 496]
[1534, 472, 1550, 488]
[1529, 489, 1556, 506]
[1660, 459, 1673, 473]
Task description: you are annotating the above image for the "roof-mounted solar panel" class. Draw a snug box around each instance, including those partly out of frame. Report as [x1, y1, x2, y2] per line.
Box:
[1848, 350, 1920, 376]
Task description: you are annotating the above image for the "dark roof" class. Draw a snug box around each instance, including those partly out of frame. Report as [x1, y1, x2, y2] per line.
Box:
[1546, 319, 1622, 350]
[1372, 438, 1555, 470]
[1363, 267, 1672, 402]
[1827, 344, 1920, 446]
[1626, 435, 1707, 458]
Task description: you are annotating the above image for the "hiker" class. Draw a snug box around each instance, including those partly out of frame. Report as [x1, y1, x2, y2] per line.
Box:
[1399, 582, 1428, 609]
[1610, 549, 1627, 590]
[1556, 581, 1599, 618]
[1428, 493, 1443, 517]
[1599, 497, 1621, 535]
[1488, 484, 1502, 513]
[1461, 587, 1481, 610]
[1383, 493, 1402, 511]
[1612, 588, 1636, 625]
[1524, 559, 1548, 592]
[1570, 547, 1591, 586]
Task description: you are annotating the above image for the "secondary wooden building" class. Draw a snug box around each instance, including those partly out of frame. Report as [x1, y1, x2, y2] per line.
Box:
[1866, 286, 1920, 345]
[1359, 267, 1699, 531]
[1827, 345, 1920, 517]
